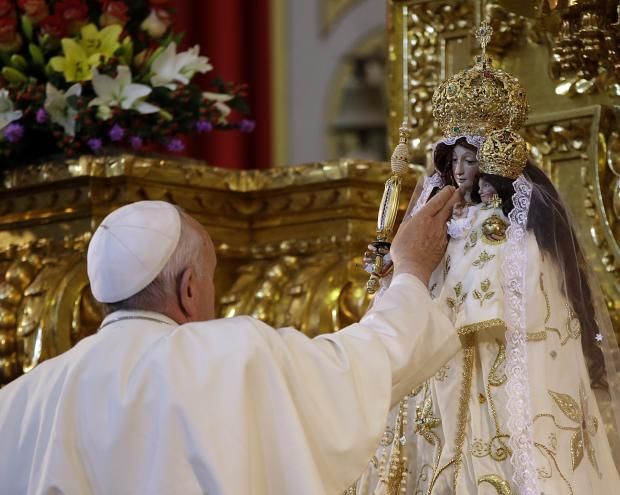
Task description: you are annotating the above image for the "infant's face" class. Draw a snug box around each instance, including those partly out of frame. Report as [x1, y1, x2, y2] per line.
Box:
[479, 178, 497, 204]
[452, 202, 466, 218]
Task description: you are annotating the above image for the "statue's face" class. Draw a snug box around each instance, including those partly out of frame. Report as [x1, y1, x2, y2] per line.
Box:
[451, 144, 479, 193]
[479, 177, 497, 204]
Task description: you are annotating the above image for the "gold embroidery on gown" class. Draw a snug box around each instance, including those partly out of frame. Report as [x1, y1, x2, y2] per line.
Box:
[354, 204, 620, 495]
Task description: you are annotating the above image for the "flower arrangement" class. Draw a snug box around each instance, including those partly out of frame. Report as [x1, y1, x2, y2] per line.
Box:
[0, 0, 251, 166]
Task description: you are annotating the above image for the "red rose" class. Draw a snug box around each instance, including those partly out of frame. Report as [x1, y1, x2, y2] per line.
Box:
[53, 0, 88, 35]
[0, 16, 16, 42]
[0, 16, 22, 52]
[18, 0, 49, 25]
[40, 14, 66, 38]
[0, 0, 15, 18]
[100, 0, 128, 27]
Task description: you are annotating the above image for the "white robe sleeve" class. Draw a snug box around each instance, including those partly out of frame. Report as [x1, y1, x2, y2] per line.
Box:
[237, 273, 460, 493]
[168, 274, 460, 494]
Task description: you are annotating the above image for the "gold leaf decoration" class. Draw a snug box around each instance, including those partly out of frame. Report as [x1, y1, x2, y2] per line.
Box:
[464, 230, 479, 253]
[549, 390, 581, 423]
[473, 250, 496, 269]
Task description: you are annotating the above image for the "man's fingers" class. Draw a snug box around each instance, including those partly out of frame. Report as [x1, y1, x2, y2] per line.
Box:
[418, 186, 456, 217]
[436, 188, 465, 222]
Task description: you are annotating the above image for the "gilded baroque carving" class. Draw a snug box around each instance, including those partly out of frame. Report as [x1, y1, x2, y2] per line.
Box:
[0, 235, 98, 385]
[547, 2, 620, 97]
[399, 0, 474, 153]
[522, 108, 620, 335]
[388, 1, 525, 154]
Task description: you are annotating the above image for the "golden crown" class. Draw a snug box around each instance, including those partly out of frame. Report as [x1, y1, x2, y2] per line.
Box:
[478, 129, 528, 179]
[431, 22, 529, 138]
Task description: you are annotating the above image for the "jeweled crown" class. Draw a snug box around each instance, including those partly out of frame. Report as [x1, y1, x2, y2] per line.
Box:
[478, 129, 528, 179]
[431, 22, 529, 138]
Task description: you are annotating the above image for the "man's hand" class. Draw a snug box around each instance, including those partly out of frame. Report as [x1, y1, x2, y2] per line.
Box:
[391, 186, 462, 285]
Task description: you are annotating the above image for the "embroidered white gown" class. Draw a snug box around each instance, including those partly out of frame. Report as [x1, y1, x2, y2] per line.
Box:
[354, 203, 620, 495]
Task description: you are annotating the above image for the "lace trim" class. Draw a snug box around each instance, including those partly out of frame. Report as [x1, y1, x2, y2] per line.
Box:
[447, 204, 476, 239]
[502, 175, 539, 494]
[437, 134, 486, 149]
[410, 173, 444, 217]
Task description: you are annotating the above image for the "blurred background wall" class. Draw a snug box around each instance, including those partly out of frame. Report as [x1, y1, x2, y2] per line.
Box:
[174, 0, 388, 169]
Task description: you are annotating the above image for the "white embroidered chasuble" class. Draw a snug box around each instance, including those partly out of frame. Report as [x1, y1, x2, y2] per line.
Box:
[355, 204, 620, 495]
[0, 274, 460, 495]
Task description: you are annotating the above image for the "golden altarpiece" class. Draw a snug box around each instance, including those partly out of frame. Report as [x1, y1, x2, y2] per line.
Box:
[0, 0, 619, 387]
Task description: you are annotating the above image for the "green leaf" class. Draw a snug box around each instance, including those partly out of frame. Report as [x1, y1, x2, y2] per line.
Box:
[1, 66, 27, 84]
[145, 45, 165, 71]
[9, 54, 27, 72]
[119, 38, 134, 66]
[21, 16, 34, 42]
[66, 95, 79, 108]
[28, 43, 45, 66]
[159, 109, 173, 121]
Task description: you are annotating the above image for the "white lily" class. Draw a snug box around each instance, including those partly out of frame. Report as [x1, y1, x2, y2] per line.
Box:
[151, 42, 212, 90]
[0, 89, 22, 131]
[202, 92, 233, 122]
[44, 83, 81, 136]
[89, 65, 159, 120]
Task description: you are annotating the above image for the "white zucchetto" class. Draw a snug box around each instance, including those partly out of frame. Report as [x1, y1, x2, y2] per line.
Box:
[87, 200, 181, 303]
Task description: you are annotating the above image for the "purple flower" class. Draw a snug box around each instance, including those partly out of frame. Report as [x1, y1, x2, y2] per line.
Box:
[88, 138, 103, 152]
[130, 136, 143, 150]
[3, 123, 24, 143]
[166, 138, 185, 152]
[239, 119, 255, 133]
[195, 119, 213, 133]
[109, 124, 125, 142]
[36, 108, 49, 124]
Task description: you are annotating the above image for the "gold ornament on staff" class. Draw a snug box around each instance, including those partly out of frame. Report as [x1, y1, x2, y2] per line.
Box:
[366, 121, 410, 294]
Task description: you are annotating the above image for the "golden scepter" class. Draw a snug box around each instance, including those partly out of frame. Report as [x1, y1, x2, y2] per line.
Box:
[366, 122, 410, 293]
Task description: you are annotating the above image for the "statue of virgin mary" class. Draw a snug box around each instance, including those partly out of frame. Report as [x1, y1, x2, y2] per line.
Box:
[354, 24, 620, 495]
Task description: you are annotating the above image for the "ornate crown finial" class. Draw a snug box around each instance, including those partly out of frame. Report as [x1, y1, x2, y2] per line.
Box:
[431, 22, 529, 139]
[478, 128, 528, 179]
[475, 20, 493, 58]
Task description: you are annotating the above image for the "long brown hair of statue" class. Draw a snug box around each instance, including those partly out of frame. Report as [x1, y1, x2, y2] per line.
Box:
[475, 163, 606, 389]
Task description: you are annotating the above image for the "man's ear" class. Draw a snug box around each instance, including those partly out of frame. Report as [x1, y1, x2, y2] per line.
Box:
[178, 267, 197, 318]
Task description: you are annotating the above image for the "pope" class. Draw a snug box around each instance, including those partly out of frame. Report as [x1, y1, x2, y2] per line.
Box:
[0, 187, 461, 495]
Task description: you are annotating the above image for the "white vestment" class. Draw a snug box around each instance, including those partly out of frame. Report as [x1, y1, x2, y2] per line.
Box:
[0, 274, 459, 495]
